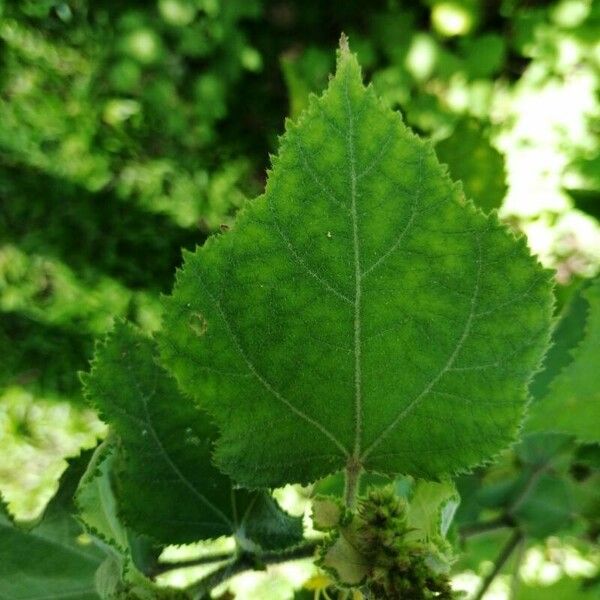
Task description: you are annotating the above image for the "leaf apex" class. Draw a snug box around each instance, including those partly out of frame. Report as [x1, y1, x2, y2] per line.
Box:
[338, 32, 350, 55]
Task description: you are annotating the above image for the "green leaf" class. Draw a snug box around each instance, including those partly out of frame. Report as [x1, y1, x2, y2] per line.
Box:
[320, 528, 369, 586]
[529, 281, 589, 402]
[75, 439, 167, 582]
[526, 277, 600, 442]
[237, 492, 304, 552]
[406, 479, 460, 543]
[159, 41, 553, 488]
[76, 440, 129, 553]
[75, 443, 192, 598]
[0, 456, 106, 599]
[83, 321, 302, 548]
[435, 119, 507, 213]
[512, 472, 573, 538]
[312, 497, 345, 531]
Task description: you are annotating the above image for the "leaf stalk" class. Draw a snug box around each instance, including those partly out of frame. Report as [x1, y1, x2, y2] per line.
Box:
[343, 456, 363, 510]
[185, 540, 318, 599]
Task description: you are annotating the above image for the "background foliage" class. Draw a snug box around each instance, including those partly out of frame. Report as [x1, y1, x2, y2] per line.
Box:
[1, 0, 599, 598]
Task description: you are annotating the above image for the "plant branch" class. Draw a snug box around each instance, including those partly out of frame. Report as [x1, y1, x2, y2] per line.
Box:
[186, 540, 319, 599]
[460, 515, 513, 539]
[473, 530, 523, 600]
[510, 536, 526, 600]
[151, 551, 234, 577]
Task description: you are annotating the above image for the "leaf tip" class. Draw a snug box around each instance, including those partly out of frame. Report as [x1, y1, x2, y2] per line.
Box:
[338, 32, 350, 55]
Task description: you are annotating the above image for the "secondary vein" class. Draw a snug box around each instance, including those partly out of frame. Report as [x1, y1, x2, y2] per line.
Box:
[128, 365, 234, 529]
[361, 235, 483, 461]
[199, 273, 349, 457]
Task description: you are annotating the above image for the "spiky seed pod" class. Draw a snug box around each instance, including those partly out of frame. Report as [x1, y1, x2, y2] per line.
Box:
[353, 487, 455, 599]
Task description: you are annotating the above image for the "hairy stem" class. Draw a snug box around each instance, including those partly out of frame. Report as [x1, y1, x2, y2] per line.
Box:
[186, 540, 318, 599]
[343, 456, 363, 510]
[473, 530, 523, 600]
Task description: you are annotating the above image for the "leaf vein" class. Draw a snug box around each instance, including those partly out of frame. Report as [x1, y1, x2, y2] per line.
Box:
[200, 275, 350, 457]
[362, 235, 483, 460]
[126, 365, 234, 529]
[268, 199, 353, 304]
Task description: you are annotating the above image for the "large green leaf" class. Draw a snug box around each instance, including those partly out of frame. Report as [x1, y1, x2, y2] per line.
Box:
[526, 278, 600, 442]
[83, 321, 302, 548]
[0, 455, 106, 599]
[159, 41, 553, 488]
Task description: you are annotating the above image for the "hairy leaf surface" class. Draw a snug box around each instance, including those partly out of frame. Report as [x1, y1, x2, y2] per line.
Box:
[160, 42, 553, 488]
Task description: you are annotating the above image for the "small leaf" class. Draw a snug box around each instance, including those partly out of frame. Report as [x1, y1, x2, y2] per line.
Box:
[320, 528, 369, 586]
[406, 479, 460, 542]
[160, 41, 552, 487]
[312, 497, 345, 531]
[76, 440, 129, 553]
[82, 321, 254, 544]
[76, 439, 165, 581]
[526, 277, 600, 442]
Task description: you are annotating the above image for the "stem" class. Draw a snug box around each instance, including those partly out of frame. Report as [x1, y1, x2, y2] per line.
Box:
[460, 515, 513, 539]
[510, 536, 526, 600]
[186, 540, 318, 599]
[473, 530, 523, 600]
[151, 551, 234, 577]
[343, 456, 363, 510]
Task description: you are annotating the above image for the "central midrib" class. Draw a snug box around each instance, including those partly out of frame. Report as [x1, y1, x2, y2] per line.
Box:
[345, 75, 363, 462]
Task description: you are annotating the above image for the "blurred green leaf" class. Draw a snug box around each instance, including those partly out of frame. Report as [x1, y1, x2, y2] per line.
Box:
[527, 278, 600, 443]
[435, 119, 507, 213]
[0, 452, 106, 599]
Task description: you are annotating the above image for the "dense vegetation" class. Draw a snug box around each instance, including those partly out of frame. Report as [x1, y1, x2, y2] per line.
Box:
[1, 1, 599, 598]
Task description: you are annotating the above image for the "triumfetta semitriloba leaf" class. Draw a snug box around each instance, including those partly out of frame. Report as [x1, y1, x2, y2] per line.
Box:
[159, 39, 553, 505]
